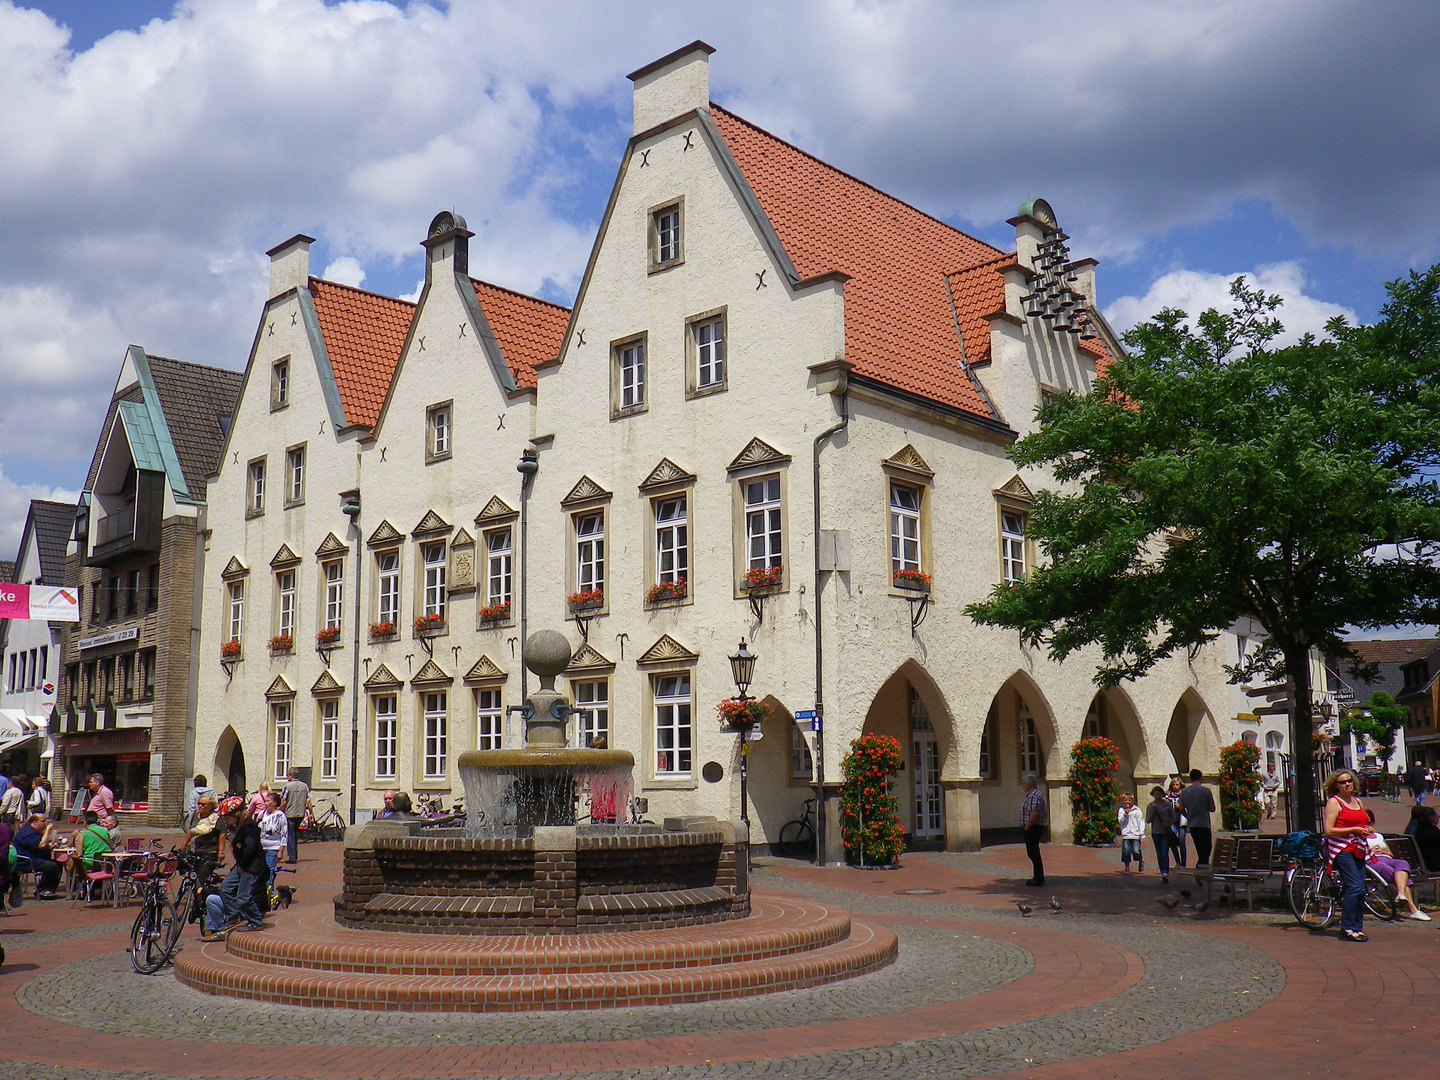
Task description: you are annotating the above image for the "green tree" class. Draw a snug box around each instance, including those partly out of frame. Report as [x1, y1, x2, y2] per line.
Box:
[965, 270, 1440, 834]
[1342, 691, 1407, 771]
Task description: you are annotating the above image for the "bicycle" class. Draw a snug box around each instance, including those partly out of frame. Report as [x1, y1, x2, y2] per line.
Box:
[300, 797, 346, 842]
[129, 852, 180, 974]
[161, 849, 222, 957]
[778, 798, 817, 858]
[1285, 854, 1397, 929]
[266, 864, 297, 910]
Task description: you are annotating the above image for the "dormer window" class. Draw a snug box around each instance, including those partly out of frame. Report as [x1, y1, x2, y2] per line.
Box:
[648, 198, 684, 273]
[272, 358, 290, 410]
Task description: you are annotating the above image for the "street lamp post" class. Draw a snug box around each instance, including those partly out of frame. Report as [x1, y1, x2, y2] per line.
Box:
[728, 640, 757, 827]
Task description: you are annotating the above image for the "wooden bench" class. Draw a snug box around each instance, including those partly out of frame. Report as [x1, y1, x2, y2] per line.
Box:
[1181, 837, 1274, 909]
[1384, 834, 1439, 906]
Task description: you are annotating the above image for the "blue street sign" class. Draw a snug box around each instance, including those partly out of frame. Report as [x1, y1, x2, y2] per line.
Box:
[795, 710, 817, 719]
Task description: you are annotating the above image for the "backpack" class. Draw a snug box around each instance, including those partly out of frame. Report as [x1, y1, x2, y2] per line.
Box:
[1277, 830, 1321, 860]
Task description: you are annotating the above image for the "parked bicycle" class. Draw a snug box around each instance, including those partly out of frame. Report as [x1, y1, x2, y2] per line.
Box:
[129, 852, 180, 974]
[163, 849, 223, 956]
[778, 798, 817, 858]
[300, 796, 346, 842]
[1285, 852, 1397, 929]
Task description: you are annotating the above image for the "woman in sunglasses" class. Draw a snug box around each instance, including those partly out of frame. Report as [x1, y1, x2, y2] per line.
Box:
[1323, 771, 1378, 941]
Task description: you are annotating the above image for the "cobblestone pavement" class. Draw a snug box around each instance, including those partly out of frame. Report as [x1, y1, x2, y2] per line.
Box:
[1, 818, 1436, 1080]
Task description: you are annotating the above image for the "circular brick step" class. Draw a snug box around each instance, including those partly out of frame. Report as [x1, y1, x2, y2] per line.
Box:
[174, 893, 896, 1011]
[225, 894, 850, 975]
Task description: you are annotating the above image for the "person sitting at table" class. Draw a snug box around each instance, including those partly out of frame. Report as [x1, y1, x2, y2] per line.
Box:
[85, 774, 122, 846]
[202, 796, 269, 939]
[12, 812, 62, 898]
[77, 810, 113, 871]
[182, 793, 224, 866]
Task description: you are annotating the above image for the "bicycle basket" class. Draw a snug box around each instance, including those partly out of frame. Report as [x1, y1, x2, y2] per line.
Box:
[1277, 830, 1321, 859]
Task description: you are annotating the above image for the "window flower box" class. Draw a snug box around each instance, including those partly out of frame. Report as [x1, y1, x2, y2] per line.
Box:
[892, 569, 932, 592]
[368, 621, 397, 640]
[413, 614, 446, 634]
[568, 589, 604, 612]
[741, 565, 783, 591]
[267, 634, 294, 654]
[645, 580, 687, 604]
[716, 698, 769, 730]
[478, 600, 511, 624]
[220, 639, 242, 660]
[316, 626, 342, 647]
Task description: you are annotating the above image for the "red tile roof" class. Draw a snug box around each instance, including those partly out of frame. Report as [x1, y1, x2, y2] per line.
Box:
[710, 105, 1005, 420]
[308, 278, 415, 429]
[470, 279, 571, 391]
[1349, 638, 1440, 666]
[945, 254, 1014, 365]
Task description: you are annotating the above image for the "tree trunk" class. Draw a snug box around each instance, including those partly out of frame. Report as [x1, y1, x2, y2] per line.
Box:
[1284, 643, 1320, 835]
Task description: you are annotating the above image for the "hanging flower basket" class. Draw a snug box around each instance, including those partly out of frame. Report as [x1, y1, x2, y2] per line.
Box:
[716, 698, 768, 730]
[413, 614, 446, 634]
[568, 589, 604, 612]
[267, 634, 293, 654]
[741, 565, 783, 591]
[478, 600, 511, 624]
[220, 639, 242, 660]
[368, 621, 397, 640]
[646, 580, 687, 604]
[316, 626, 342, 647]
[892, 569, 932, 591]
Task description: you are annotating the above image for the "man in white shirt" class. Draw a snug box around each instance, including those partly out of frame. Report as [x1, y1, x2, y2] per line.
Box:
[1261, 765, 1282, 819]
[1117, 793, 1146, 872]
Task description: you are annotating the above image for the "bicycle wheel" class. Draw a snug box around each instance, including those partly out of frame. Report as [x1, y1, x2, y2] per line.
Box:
[778, 819, 815, 858]
[1363, 870, 1398, 920]
[325, 814, 347, 842]
[130, 894, 177, 974]
[1287, 866, 1336, 930]
[167, 884, 195, 951]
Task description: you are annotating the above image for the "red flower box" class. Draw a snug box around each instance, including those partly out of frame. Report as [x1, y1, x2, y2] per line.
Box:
[646, 580, 687, 604]
[478, 600, 511, 623]
[741, 565, 783, 590]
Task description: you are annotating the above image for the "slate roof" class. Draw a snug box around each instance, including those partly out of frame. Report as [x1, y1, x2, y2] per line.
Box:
[0, 560, 13, 583]
[710, 105, 1002, 419]
[307, 278, 416, 429]
[146, 356, 244, 502]
[1336, 638, 1440, 703]
[28, 500, 76, 586]
[470, 279, 571, 391]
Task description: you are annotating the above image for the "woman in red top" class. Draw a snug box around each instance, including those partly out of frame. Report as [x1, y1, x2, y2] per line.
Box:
[1323, 770, 1374, 942]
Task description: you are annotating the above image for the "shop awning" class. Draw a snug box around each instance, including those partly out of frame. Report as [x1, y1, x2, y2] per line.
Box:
[0, 708, 46, 753]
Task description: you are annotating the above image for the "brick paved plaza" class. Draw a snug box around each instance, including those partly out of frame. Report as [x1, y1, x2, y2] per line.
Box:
[1, 798, 1434, 1080]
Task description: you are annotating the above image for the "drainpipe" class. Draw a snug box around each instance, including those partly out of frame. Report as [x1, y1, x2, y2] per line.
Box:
[812, 390, 849, 866]
[340, 487, 362, 825]
[517, 448, 539, 709]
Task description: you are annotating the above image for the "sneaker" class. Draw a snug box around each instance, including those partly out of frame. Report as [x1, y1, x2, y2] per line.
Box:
[1407, 909, 1433, 922]
[200, 931, 225, 942]
[1161, 875, 1168, 883]
[1138, 861, 1145, 872]
[235, 922, 266, 932]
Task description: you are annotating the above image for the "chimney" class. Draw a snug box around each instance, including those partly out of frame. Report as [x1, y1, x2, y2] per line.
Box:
[421, 211, 473, 285]
[627, 41, 715, 135]
[266, 234, 315, 299]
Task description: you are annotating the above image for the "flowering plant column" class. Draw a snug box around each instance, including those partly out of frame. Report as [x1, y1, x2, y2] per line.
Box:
[839, 733, 905, 866]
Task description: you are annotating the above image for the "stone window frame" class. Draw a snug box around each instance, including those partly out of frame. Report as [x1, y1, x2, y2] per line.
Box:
[998, 503, 1030, 584]
[319, 557, 345, 640]
[610, 331, 648, 419]
[416, 688, 450, 788]
[373, 546, 401, 630]
[416, 539, 449, 630]
[643, 479, 695, 611]
[642, 665, 698, 792]
[730, 467, 790, 599]
[882, 450, 935, 597]
[315, 695, 342, 784]
[274, 567, 297, 640]
[567, 503, 610, 620]
[271, 356, 290, 411]
[978, 700, 998, 782]
[480, 525, 515, 624]
[271, 700, 293, 783]
[685, 306, 728, 399]
[790, 721, 814, 782]
[226, 578, 245, 646]
[425, 400, 453, 464]
[246, 455, 267, 518]
[474, 686, 504, 751]
[284, 442, 307, 508]
[570, 678, 610, 748]
[647, 196, 685, 274]
[369, 691, 399, 785]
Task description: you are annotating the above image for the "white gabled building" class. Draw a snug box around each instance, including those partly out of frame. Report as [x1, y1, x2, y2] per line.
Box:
[194, 43, 1229, 853]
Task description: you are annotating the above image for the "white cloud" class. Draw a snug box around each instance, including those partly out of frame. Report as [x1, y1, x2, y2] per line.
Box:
[1104, 262, 1357, 346]
[321, 257, 366, 289]
[0, 460, 79, 562]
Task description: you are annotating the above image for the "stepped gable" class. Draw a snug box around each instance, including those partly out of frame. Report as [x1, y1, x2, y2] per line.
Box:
[710, 105, 1001, 420]
[469, 278, 571, 390]
[307, 278, 415, 429]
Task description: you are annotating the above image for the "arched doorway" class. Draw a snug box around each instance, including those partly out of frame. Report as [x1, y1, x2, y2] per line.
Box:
[977, 672, 1058, 845]
[861, 663, 953, 849]
[744, 696, 813, 848]
[213, 726, 246, 796]
[1164, 689, 1220, 780]
[1083, 688, 1145, 795]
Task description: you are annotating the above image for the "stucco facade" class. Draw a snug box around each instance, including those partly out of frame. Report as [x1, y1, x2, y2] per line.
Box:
[192, 43, 1229, 853]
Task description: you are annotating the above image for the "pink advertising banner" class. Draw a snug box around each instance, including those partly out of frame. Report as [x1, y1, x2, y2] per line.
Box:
[0, 583, 79, 622]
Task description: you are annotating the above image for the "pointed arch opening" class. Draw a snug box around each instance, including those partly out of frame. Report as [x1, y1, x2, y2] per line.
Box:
[861, 661, 955, 849]
[212, 725, 246, 796]
[743, 695, 814, 850]
[977, 671, 1059, 845]
[1083, 686, 1148, 795]
[1164, 688, 1220, 780]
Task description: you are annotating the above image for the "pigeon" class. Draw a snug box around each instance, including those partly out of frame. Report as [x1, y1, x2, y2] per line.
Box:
[1179, 889, 1192, 899]
[1157, 898, 1180, 910]
[1049, 896, 1063, 913]
[1193, 901, 1210, 915]
[1015, 901, 1033, 917]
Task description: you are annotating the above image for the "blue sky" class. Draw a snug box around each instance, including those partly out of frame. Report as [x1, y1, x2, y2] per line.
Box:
[2, 1, 1438, 560]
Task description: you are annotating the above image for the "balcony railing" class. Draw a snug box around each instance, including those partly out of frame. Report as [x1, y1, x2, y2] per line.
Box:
[94, 504, 136, 548]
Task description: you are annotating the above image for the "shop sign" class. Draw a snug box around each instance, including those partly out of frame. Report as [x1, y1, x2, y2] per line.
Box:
[79, 627, 140, 651]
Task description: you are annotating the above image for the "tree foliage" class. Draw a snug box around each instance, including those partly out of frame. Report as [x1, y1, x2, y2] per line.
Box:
[966, 268, 1440, 832]
[1342, 690, 1407, 770]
